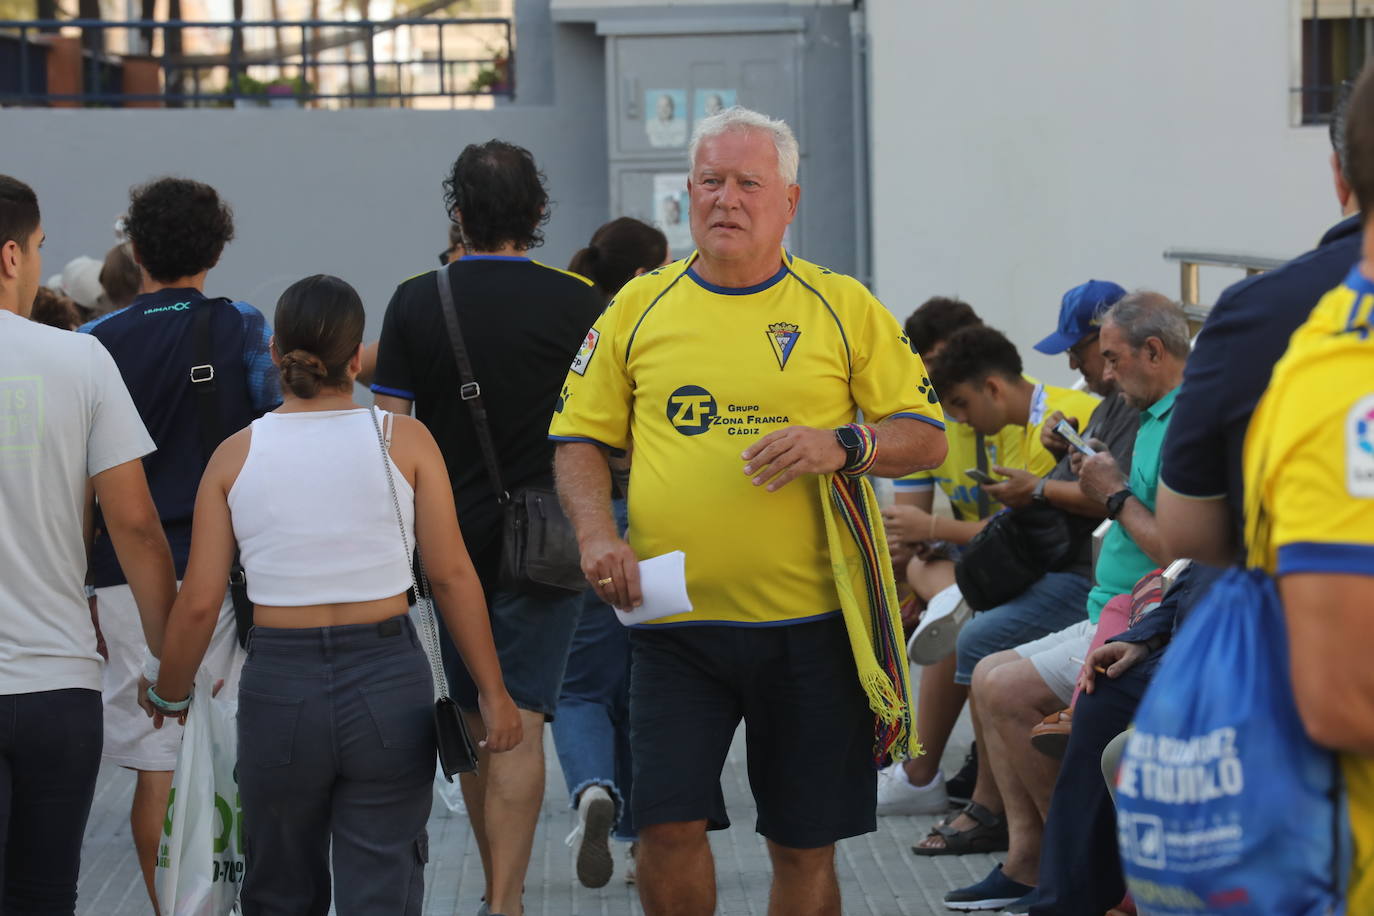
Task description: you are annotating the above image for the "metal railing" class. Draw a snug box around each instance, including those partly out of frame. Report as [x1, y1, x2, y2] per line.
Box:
[0, 17, 513, 108]
[1162, 248, 1290, 325]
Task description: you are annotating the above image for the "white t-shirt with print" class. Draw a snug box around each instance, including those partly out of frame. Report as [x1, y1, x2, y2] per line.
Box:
[0, 311, 154, 695]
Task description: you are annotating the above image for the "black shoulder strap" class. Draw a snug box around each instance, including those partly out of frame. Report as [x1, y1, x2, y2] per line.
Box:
[434, 265, 508, 502]
[190, 302, 221, 462]
[974, 431, 991, 519]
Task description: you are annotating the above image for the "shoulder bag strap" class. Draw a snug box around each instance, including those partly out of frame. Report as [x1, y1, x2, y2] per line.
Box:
[974, 432, 992, 519]
[190, 302, 222, 462]
[369, 406, 451, 702]
[434, 264, 508, 503]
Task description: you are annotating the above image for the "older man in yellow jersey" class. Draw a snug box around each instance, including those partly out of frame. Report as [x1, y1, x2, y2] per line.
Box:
[551, 107, 947, 916]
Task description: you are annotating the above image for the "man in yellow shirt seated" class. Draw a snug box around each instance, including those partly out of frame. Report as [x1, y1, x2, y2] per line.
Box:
[878, 323, 1101, 817]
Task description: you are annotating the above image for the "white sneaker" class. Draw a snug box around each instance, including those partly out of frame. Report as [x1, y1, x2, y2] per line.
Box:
[566, 785, 616, 888]
[876, 763, 950, 816]
[907, 585, 972, 666]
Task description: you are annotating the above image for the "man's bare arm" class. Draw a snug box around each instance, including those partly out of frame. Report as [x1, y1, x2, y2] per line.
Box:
[741, 417, 947, 492]
[373, 393, 413, 416]
[1282, 572, 1374, 754]
[1157, 487, 1235, 567]
[92, 459, 176, 655]
[554, 442, 641, 610]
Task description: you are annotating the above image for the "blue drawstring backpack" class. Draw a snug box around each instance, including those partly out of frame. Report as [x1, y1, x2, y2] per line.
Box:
[1115, 567, 1347, 915]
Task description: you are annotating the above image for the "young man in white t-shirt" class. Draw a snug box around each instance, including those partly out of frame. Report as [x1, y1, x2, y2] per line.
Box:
[0, 175, 177, 913]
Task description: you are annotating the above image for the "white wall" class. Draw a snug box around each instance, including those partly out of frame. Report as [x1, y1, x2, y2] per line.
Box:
[867, 0, 1345, 386]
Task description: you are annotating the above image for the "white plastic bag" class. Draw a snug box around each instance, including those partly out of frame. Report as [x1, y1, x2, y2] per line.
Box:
[156, 669, 244, 915]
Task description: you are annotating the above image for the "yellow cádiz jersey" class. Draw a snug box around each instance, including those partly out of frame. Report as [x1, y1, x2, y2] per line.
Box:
[549, 251, 945, 626]
[1244, 267, 1374, 911]
[895, 383, 1099, 522]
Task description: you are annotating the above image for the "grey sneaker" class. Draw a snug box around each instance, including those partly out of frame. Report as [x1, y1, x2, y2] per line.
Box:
[566, 785, 616, 888]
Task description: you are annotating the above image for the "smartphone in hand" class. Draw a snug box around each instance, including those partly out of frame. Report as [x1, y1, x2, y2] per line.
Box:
[965, 468, 1000, 486]
[1055, 419, 1097, 456]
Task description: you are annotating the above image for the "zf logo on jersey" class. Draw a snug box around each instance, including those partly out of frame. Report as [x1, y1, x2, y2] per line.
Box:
[667, 385, 717, 436]
[570, 328, 600, 376]
[1348, 394, 1374, 498]
[766, 322, 800, 370]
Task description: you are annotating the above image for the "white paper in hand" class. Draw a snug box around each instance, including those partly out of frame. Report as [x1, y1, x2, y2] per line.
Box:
[614, 550, 692, 626]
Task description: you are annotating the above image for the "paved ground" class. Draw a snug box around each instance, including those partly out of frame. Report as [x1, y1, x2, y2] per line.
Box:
[78, 682, 998, 915]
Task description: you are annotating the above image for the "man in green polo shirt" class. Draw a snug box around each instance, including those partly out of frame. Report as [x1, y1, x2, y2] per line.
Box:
[934, 292, 1189, 911]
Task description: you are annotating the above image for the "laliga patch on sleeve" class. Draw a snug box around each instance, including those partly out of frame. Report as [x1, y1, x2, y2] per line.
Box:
[570, 328, 600, 376]
[1347, 393, 1374, 498]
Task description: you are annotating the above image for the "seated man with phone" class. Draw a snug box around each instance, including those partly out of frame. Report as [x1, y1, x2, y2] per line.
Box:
[903, 281, 1140, 868]
[942, 291, 1188, 910]
[879, 323, 1099, 817]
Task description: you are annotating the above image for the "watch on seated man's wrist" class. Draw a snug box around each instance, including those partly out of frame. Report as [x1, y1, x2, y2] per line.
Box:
[1105, 488, 1133, 520]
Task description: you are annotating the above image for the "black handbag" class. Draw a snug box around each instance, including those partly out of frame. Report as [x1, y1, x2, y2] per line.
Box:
[954, 504, 1079, 611]
[433, 265, 586, 594]
[369, 406, 479, 780]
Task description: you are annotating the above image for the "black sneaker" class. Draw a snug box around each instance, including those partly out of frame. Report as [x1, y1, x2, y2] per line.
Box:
[946, 742, 977, 805]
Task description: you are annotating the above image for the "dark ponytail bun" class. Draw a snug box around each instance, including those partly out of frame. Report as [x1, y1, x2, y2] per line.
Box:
[273, 275, 365, 400]
[280, 349, 329, 398]
[567, 218, 668, 301]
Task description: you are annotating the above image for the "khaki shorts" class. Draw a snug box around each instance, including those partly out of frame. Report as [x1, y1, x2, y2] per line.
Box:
[97, 584, 244, 770]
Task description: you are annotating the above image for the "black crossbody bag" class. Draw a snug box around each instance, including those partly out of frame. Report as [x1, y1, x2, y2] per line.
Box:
[368, 407, 478, 780]
[433, 265, 585, 595]
[954, 505, 1080, 611]
[190, 301, 253, 647]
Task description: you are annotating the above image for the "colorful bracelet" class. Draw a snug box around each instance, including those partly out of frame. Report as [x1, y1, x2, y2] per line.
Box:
[146, 684, 192, 714]
[839, 423, 878, 477]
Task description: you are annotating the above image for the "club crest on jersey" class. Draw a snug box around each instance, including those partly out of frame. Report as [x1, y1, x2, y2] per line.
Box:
[570, 328, 599, 376]
[766, 322, 800, 370]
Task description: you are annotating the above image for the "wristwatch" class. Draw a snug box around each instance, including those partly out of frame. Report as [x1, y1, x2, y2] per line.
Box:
[835, 425, 864, 470]
[1105, 488, 1133, 520]
[1031, 477, 1049, 505]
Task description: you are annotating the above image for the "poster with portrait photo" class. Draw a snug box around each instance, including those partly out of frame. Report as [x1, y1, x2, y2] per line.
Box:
[694, 89, 736, 121]
[652, 173, 692, 256]
[644, 89, 688, 148]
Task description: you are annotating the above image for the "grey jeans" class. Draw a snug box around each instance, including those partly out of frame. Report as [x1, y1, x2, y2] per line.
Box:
[237, 615, 434, 915]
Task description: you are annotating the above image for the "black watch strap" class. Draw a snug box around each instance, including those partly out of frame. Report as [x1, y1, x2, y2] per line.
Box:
[1105, 488, 1132, 520]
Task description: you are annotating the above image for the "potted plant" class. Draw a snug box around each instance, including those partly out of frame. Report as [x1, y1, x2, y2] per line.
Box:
[469, 45, 510, 95]
[265, 76, 310, 108]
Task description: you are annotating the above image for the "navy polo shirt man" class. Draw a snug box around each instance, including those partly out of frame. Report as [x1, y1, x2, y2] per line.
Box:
[1026, 115, 1363, 915]
[79, 177, 278, 910]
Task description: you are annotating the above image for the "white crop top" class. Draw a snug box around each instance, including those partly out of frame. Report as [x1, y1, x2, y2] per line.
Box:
[228, 408, 416, 607]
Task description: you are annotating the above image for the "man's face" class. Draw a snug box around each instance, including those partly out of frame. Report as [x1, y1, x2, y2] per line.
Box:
[939, 378, 1006, 435]
[1099, 321, 1153, 409]
[1067, 331, 1114, 396]
[3, 226, 44, 318]
[688, 129, 799, 266]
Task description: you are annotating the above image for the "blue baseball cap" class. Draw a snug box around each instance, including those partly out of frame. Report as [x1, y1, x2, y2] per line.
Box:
[1033, 280, 1128, 355]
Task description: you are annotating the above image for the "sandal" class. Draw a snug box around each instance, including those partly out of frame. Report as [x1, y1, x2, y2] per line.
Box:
[1029, 707, 1073, 760]
[911, 801, 1009, 856]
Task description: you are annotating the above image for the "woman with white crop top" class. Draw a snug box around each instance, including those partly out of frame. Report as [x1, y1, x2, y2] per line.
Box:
[147, 275, 521, 914]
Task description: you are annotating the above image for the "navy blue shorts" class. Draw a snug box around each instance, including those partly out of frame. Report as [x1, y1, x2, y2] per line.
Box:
[447, 586, 582, 721]
[628, 615, 877, 849]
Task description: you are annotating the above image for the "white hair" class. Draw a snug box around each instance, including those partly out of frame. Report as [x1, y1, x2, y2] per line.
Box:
[688, 106, 800, 185]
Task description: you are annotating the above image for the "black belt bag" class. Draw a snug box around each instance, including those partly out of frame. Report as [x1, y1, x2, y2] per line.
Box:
[954, 503, 1079, 612]
[433, 265, 585, 595]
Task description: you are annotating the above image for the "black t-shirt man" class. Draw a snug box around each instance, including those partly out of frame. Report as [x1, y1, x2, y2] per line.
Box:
[371, 256, 604, 586]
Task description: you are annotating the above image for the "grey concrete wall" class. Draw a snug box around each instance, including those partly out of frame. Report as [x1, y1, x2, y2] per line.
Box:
[5, 21, 608, 340]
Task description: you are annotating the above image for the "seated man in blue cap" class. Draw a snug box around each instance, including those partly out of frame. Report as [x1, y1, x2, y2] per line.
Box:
[911, 280, 1140, 860]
